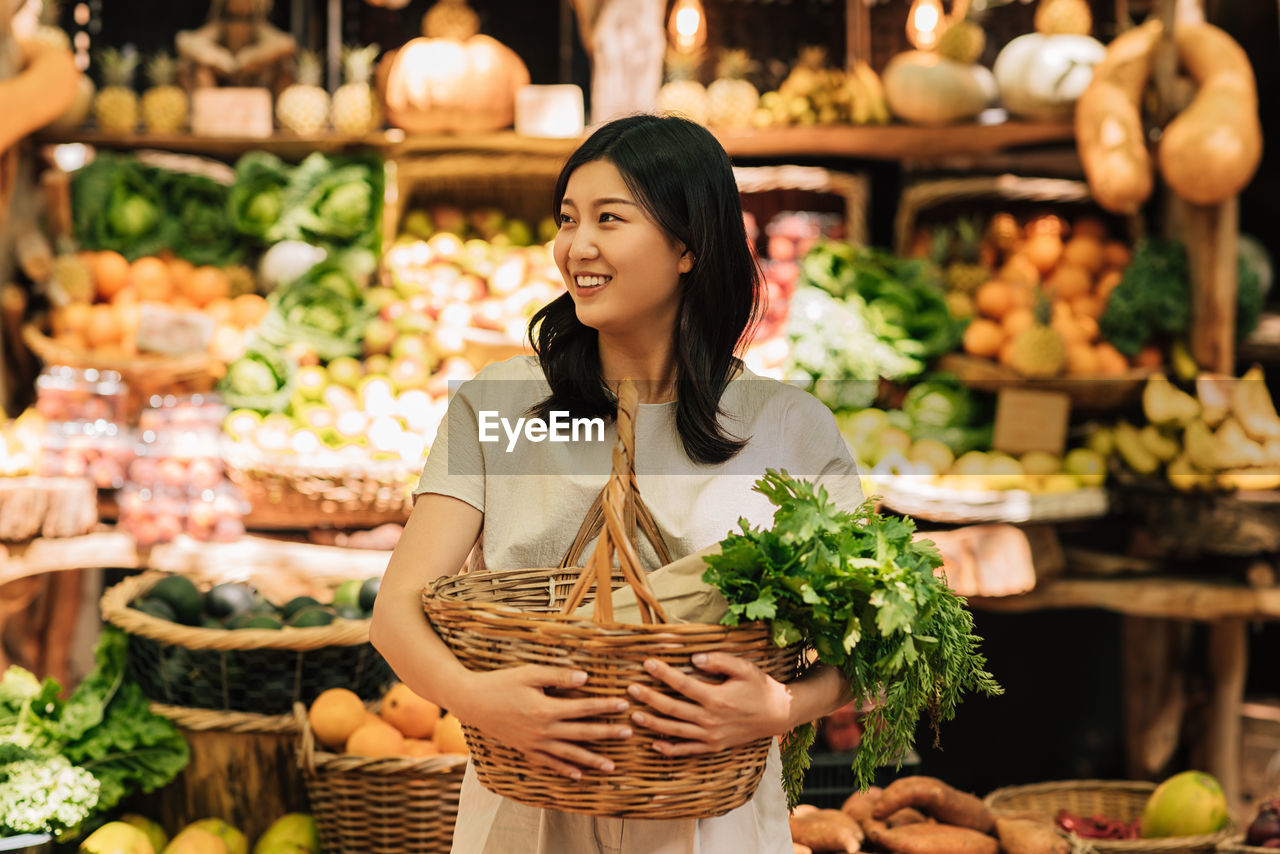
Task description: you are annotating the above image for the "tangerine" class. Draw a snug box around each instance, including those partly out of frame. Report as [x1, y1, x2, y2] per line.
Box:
[308, 688, 367, 750]
[380, 683, 441, 739]
[402, 739, 440, 758]
[131, 257, 173, 303]
[231, 294, 270, 329]
[345, 718, 405, 757]
[184, 266, 231, 308]
[433, 713, 469, 755]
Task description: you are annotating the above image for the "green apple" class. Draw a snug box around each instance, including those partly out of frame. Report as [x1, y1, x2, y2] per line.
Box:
[429, 205, 467, 237]
[401, 209, 433, 239]
[389, 355, 432, 392]
[1086, 427, 1116, 458]
[504, 218, 534, 246]
[363, 318, 398, 357]
[390, 334, 431, 361]
[326, 356, 364, 390]
[223, 409, 262, 442]
[365, 354, 392, 377]
[908, 439, 954, 476]
[1020, 450, 1062, 477]
[363, 286, 399, 313]
[986, 455, 1027, 491]
[296, 365, 328, 401]
[953, 451, 990, 476]
[1064, 447, 1107, 487]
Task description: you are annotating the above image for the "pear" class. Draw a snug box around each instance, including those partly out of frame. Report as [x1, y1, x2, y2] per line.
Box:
[1142, 373, 1201, 429]
[1195, 373, 1233, 428]
[1212, 418, 1268, 469]
[1138, 424, 1181, 463]
[1230, 365, 1280, 442]
[1183, 419, 1222, 472]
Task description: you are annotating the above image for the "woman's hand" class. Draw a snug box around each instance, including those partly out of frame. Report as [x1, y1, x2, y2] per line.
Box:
[453, 665, 634, 779]
[626, 653, 793, 755]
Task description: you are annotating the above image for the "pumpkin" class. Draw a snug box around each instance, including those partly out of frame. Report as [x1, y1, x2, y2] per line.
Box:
[882, 51, 996, 126]
[383, 31, 529, 134]
[994, 34, 1105, 120]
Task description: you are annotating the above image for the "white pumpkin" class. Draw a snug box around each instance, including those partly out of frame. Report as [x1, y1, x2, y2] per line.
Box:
[882, 51, 997, 126]
[994, 33, 1106, 120]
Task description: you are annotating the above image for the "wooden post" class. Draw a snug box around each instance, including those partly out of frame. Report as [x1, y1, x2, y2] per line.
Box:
[1206, 618, 1247, 816]
[1183, 198, 1239, 374]
[1122, 617, 1189, 778]
[845, 0, 871, 68]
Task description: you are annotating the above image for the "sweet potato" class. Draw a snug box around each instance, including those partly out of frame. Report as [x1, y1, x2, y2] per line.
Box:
[840, 786, 883, 823]
[863, 818, 998, 854]
[872, 776, 995, 833]
[789, 809, 864, 853]
[886, 808, 929, 828]
[995, 817, 1071, 854]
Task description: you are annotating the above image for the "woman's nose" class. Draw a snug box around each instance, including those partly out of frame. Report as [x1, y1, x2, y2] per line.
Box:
[568, 228, 600, 261]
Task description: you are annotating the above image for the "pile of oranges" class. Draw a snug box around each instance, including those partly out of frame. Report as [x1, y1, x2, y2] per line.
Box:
[955, 215, 1160, 378]
[307, 684, 468, 759]
[47, 251, 270, 362]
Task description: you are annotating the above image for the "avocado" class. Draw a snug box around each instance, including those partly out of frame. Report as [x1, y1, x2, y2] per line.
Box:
[332, 579, 363, 609]
[287, 606, 335, 628]
[205, 583, 259, 619]
[201, 617, 225, 629]
[281, 595, 323, 620]
[358, 576, 381, 612]
[334, 604, 364, 620]
[149, 575, 203, 625]
[228, 613, 283, 630]
[134, 598, 176, 622]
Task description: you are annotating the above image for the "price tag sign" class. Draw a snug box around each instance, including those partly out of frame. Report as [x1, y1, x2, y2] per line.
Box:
[137, 303, 214, 356]
[992, 387, 1071, 457]
[191, 87, 274, 138]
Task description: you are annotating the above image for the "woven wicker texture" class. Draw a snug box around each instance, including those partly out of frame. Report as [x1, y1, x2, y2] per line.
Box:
[423, 380, 801, 819]
[733, 164, 869, 248]
[870, 476, 1109, 524]
[295, 703, 467, 854]
[985, 780, 1234, 853]
[23, 324, 222, 425]
[101, 572, 394, 713]
[1215, 835, 1278, 853]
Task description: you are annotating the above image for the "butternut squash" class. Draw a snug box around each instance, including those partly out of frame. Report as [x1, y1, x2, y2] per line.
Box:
[1157, 22, 1262, 205]
[882, 51, 996, 126]
[1074, 20, 1162, 214]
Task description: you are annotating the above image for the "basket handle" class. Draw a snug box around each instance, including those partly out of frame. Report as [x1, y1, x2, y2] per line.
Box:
[294, 702, 317, 775]
[557, 478, 673, 570]
[558, 380, 667, 625]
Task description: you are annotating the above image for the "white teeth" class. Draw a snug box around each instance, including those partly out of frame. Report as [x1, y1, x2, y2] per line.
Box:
[575, 275, 610, 288]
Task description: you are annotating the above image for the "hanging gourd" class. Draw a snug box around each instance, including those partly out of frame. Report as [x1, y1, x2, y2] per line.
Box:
[994, 0, 1105, 121]
[382, 0, 530, 134]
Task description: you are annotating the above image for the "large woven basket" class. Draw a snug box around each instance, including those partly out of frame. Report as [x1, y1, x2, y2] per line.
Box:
[1216, 835, 1278, 853]
[23, 324, 223, 425]
[869, 474, 1109, 524]
[985, 780, 1234, 853]
[295, 703, 467, 854]
[422, 381, 802, 819]
[221, 440, 416, 531]
[101, 572, 394, 713]
[733, 164, 869, 248]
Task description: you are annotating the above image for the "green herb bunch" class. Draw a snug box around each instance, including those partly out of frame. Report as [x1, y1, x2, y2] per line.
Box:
[701, 470, 1001, 806]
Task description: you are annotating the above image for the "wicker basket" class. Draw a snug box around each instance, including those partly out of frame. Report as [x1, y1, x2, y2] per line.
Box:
[295, 702, 467, 854]
[101, 572, 394, 713]
[869, 475, 1109, 524]
[23, 324, 223, 425]
[1216, 835, 1278, 853]
[143, 703, 308, 842]
[422, 380, 802, 819]
[985, 780, 1234, 853]
[734, 164, 869, 248]
[221, 440, 416, 531]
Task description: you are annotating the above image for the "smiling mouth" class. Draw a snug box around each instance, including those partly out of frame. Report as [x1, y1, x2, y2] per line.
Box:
[574, 275, 612, 290]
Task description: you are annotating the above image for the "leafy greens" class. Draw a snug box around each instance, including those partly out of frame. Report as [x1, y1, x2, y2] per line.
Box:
[702, 470, 1001, 806]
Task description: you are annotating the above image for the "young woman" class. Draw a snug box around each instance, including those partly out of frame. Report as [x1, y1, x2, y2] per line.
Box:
[371, 114, 863, 853]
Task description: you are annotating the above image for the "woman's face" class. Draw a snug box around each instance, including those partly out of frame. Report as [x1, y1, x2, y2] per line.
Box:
[553, 159, 693, 339]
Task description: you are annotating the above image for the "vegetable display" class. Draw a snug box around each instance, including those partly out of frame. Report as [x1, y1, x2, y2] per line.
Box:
[0, 628, 188, 838]
[257, 261, 372, 362]
[701, 470, 1001, 805]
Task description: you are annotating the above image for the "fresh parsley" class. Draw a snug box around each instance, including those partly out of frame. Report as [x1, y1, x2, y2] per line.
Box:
[702, 469, 1002, 807]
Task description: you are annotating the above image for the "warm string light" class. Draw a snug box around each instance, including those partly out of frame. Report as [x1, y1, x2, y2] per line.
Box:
[667, 0, 707, 54]
[906, 0, 945, 51]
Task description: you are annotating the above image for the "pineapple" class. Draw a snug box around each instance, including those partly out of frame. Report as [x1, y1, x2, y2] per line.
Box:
[92, 47, 140, 133]
[937, 18, 986, 64]
[1034, 0, 1093, 36]
[706, 50, 760, 131]
[945, 217, 989, 294]
[779, 47, 829, 101]
[423, 0, 481, 40]
[142, 52, 188, 133]
[656, 48, 708, 126]
[331, 44, 382, 136]
[1009, 299, 1067, 378]
[276, 51, 330, 135]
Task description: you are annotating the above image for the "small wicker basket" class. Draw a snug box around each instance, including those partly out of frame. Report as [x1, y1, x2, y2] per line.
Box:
[985, 780, 1235, 854]
[101, 572, 394, 713]
[1216, 835, 1278, 853]
[294, 703, 468, 854]
[422, 380, 802, 820]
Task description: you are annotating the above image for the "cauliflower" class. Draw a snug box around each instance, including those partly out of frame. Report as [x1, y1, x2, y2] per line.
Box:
[0, 756, 99, 835]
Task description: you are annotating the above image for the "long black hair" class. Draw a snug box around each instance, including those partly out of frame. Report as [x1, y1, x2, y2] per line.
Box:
[528, 114, 762, 465]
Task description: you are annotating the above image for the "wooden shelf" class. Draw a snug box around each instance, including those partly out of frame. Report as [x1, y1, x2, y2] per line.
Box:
[969, 575, 1280, 621]
[36, 121, 1075, 164]
[1239, 311, 1280, 363]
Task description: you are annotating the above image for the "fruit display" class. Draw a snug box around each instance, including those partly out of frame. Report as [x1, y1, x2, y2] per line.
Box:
[306, 683, 468, 758]
[39, 420, 134, 489]
[994, 0, 1104, 121]
[129, 573, 381, 629]
[754, 48, 890, 128]
[1093, 368, 1280, 492]
[277, 51, 331, 135]
[35, 365, 129, 424]
[929, 212, 1142, 379]
[656, 48, 709, 125]
[882, 35, 997, 126]
[141, 52, 188, 134]
[80, 812, 320, 854]
[92, 46, 140, 133]
[1246, 797, 1280, 847]
[331, 44, 382, 136]
[0, 409, 45, 477]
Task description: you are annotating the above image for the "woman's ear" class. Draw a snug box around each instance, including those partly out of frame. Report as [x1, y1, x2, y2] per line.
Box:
[679, 251, 695, 274]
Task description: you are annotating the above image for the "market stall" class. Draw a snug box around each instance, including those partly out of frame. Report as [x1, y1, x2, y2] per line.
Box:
[1, 0, 1278, 851]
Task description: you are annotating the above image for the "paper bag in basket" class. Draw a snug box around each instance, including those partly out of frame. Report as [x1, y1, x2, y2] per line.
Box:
[571, 544, 728, 625]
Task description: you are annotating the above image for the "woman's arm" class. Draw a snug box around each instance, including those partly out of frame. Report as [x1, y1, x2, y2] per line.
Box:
[370, 492, 634, 777]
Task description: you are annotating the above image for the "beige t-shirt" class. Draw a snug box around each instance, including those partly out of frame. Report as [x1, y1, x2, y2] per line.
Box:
[415, 355, 862, 854]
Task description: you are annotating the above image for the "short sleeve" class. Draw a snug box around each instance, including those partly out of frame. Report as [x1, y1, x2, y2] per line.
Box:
[414, 380, 485, 512]
[789, 394, 864, 514]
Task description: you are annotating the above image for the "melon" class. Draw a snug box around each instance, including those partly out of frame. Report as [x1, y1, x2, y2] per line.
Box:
[1139, 771, 1229, 838]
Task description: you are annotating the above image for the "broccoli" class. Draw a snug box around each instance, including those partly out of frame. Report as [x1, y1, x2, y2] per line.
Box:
[1099, 239, 1191, 356]
[0, 755, 99, 836]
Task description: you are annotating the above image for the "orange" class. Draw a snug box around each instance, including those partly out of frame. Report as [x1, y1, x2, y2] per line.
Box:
[184, 266, 231, 309]
[1065, 343, 1099, 376]
[1102, 241, 1132, 270]
[54, 331, 87, 351]
[1044, 265, 1091, 301]
[1023, 235, 1063, 275]
[54, 302, 91, 337]
[345, 718, 406, 757]
[1001, 307, 1035, 338]
[203, 297, 234, 326]
[998, 338, 1017, 368]
[1070, 294, 1105, 321]
[1073, 313, 1100, 344]
[1095, 270, 1124, 304]
[974, 281, 1014, 320]
[1072, 217, 1108, 242]
[308, 688, 367, 750]
[83, 303, 121, 348]
[962, 319, 1004, 359]
[380, 683, 441, 739]
[433, 713, 469, 755]
[167, 257, 195, 294]
[131, 257, 173, 303]
[231, 294, 270, 329]
[999, 255, 1040, 288]
[1062, 236, 1105, 275]
[92, 251, 131, 301]
[402, 739, 440, 758]
[1094, 343, 1130, 376]
[1135, 345, 1164, 369]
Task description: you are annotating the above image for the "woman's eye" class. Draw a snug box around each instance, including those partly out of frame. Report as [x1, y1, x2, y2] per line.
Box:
[557, 213, 574, 225]
[599, 212, 620, 223]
